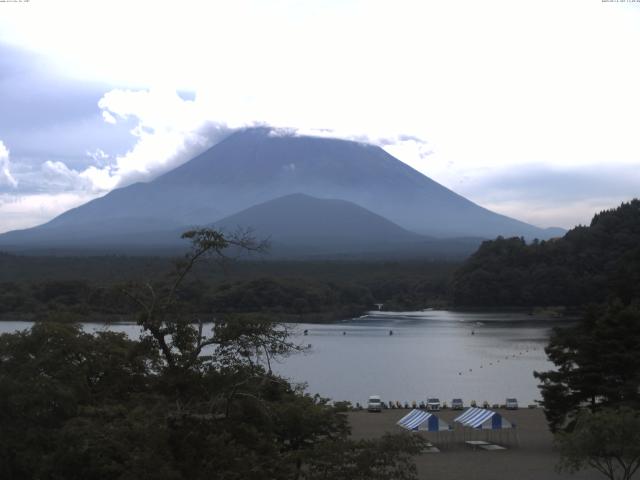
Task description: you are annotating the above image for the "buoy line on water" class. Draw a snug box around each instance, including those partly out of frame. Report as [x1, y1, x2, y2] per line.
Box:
[456, 343, 541, 377]
[303, 327, 543, 383]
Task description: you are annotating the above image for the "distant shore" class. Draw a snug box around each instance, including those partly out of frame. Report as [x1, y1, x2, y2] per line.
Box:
[0, 308, 366, 324]
[0, 306, 583, 325]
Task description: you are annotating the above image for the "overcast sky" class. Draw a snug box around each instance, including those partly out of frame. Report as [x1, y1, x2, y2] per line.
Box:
[0, 0, 639, 234]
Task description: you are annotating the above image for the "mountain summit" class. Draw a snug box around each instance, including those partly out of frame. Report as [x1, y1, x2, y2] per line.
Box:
[0, 127, 562, 252]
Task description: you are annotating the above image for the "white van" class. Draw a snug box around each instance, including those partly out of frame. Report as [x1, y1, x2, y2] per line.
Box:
[506, 398, 519, 410]
[426, 398, 441, 411]
[367, 395, 383, 412]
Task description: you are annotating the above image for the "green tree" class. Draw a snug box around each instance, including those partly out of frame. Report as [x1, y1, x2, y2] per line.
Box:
[302, 433, 425, 480]
[535, 304, 640, 432]
[556, 408, 640, 480]
[0, 322, 159, 479]
[452, 199, 640, 307]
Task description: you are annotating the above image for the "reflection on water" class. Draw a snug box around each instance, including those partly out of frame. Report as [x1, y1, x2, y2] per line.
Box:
[0, 310, 569, 406]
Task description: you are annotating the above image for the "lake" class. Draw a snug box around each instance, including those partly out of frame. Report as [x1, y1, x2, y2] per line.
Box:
[0, 310, 565, 406]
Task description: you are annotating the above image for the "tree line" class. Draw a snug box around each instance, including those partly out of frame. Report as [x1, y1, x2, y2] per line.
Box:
[452, 199, 640, 308]
[0, 263, 455, 323]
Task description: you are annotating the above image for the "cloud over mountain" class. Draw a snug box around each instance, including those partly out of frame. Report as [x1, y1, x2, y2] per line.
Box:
[0, 141, 18, 189]
[0, 128, 566, 254]
[14, 86, 430, 199]
[0, 0, 638, 233]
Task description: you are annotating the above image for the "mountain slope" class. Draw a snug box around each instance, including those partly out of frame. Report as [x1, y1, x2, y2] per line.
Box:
[0, 193, 483, 258]
[208, 193, 482, 259]
[211, 193, 427, 256]
[0, 127, 563, 251]
[214, 193, 422, 243]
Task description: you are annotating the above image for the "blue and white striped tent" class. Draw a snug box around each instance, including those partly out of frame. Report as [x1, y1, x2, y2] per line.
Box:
[397, 409, 451, 432]
[454, 407, 514, 430]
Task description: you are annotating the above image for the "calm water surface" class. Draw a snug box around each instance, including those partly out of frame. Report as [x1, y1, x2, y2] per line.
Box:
[0, 310, 566, 406]
[276, 310, 565, 406]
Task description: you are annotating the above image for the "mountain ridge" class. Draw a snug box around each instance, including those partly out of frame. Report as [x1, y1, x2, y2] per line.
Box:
[0, 127, 565, 254]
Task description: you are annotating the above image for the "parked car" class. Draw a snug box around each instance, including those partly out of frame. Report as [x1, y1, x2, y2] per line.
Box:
[451, 398, 464, 410]
[426, 398, 441, 411]
[506, 398, 519, 410]
[367, 395, 383, 412]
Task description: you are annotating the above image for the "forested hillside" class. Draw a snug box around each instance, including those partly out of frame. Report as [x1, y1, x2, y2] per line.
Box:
[0, 258, 455, 323]
[452, 200, 640, 307]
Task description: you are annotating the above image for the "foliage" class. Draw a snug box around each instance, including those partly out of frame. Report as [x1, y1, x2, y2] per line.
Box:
[534, 304, 640, 432]
[0, 228, 421, 480]
[452, 199, 640, 307]
[556, 407, 640, 480]
[302, 433, 425, 480]
[0, 259, 457, 321]
[0, 322, 161, 479]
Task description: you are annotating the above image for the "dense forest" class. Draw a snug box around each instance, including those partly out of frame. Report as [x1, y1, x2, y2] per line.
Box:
[452, 200, 640, 307]
[0, 255, 456, 323]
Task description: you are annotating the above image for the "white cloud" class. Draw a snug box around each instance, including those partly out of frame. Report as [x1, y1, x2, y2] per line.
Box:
[480, 198, 618, 231]
[0, 191, 100, 233]
[86, 149, 110, 165]
[89, 90, 434, 191]
[8, 89, 235, 196]
[452, 163, 640, 228]
[5, 0, 638, 173]
[94, 88, 235, 187]
[0, 0, 639, 229]
[0, 141, 18, 188]
[3, 85, 436, 199]
[102, 110, 117, 124]
[89, 89, 434, 192]
[41, 160, 86, 188]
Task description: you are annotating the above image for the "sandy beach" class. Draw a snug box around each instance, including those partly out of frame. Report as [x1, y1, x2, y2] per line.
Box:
[348, 408, 602, 480]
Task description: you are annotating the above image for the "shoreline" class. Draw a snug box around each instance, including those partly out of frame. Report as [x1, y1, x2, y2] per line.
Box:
[348, 408, 601, 479]
[0, 306, 582, 324]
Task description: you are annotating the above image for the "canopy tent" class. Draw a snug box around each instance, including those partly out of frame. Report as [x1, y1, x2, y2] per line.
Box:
[397, 409, 451, 432]
[454, 407, 514, 430]
[454, 407, 518, 446]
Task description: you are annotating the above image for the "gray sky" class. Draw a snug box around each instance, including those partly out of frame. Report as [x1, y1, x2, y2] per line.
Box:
[0, 0, 639, 233]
